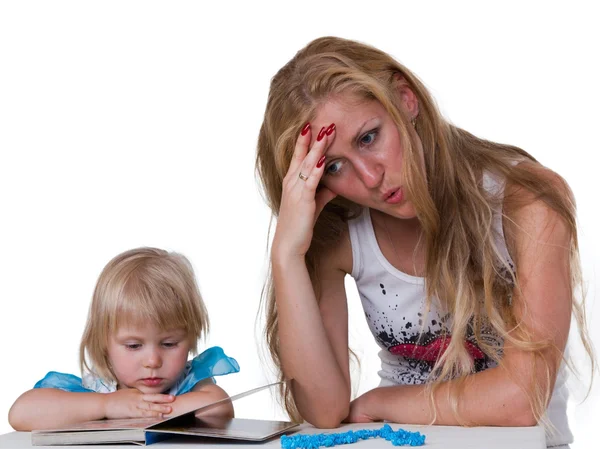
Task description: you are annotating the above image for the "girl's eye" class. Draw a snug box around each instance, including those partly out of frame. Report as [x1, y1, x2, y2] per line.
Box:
[359, 130, 378, 146]
[125, 344, 141, 350]
[162, 341, 179, 348]
[326, 160, 343, 175]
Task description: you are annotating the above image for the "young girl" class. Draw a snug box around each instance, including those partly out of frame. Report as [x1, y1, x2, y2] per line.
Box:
[8, 247, 239, 431]
[255, 37, 595, 447]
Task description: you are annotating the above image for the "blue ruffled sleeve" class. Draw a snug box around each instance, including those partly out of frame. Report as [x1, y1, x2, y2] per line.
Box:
[34, 371, 94, 393]
[174, 346, 240, 395]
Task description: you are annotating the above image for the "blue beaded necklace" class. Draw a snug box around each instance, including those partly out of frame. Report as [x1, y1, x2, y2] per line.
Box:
[280, 424, 426, 448]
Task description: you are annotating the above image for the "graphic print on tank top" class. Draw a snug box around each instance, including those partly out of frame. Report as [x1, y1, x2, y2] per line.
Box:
[363, 283, 502, 385]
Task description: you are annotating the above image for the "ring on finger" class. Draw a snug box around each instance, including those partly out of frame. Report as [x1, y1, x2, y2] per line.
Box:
[299, 172, 308, 181]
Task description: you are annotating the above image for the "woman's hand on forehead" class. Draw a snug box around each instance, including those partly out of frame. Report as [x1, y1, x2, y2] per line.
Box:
[272, 122, 338, 260]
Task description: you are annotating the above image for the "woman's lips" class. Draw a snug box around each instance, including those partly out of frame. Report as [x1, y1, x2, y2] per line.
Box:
[384, 188, 403, 204]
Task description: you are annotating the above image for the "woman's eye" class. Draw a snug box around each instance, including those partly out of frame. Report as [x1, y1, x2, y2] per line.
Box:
[326, 160, 343, 175]
[359, 130, 377, 146]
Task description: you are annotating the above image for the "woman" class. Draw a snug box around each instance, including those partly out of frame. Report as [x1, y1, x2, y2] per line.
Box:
[255, 37, 594, 447]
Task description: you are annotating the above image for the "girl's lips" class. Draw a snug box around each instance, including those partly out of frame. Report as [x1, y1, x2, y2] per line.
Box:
[385, 188, 403, 204]
[141, 378, 163, 386]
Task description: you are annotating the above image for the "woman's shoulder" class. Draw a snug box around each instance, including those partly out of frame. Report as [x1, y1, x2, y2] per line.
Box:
[504, 161, 574, 213]
[503, 161, 574, 252]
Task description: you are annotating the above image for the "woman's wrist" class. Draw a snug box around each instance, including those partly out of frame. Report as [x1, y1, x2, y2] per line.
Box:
[270, 244, 306, 268]
[362, 388, 384, 421]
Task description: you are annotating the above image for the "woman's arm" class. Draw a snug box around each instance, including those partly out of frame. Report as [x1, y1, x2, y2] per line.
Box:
[9, 387, 175, 430]
[273, 235, 352, 428]
[270, 124, 351, 428]
[347, 167, 572, 426]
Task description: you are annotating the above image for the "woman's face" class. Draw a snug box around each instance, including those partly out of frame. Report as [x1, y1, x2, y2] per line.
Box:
[313, 94, 418, 219]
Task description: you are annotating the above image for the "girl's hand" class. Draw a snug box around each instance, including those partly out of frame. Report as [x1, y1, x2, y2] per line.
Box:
[272, 123, 338, 260]
[103, 388, 175, 419]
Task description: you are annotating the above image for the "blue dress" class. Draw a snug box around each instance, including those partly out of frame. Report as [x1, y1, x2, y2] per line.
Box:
[34, 346, 239, 396]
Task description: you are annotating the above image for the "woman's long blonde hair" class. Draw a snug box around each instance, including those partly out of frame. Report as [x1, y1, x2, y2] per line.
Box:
[255, 36, 595, 424]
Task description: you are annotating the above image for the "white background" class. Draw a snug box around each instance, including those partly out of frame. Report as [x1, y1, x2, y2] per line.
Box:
[1, 1, 598, 447]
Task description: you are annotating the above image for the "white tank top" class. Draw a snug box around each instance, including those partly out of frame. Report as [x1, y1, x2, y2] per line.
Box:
[347, 171, 571, 447]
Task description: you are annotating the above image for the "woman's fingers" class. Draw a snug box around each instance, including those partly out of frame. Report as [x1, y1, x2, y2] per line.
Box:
[287, 122, 312, 175]
[297, 123, 336, 192]
[274, 122, 336, 257]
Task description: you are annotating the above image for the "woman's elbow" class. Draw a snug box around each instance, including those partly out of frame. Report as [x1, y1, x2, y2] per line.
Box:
[305, 404, 349, 429]
[509, 413, 538, 427]
[496, 380, 540, 427]
[504, 400, 538, 427]
[292, 381, 351, 428]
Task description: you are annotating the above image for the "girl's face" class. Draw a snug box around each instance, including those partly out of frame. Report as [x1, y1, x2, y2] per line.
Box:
[314, 94, 418, 219]
[107, 323, 191, 394]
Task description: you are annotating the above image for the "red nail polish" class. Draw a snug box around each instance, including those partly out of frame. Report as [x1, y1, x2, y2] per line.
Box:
[301, 122, 310, 136]
[317, 155, 326, 168]
[325, 123, 336, 136]
[317, 127, 326, 141]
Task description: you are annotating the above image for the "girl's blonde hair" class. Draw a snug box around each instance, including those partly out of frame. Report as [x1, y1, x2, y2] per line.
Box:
[79, 247, 209, 382]
[256, 36, 595, 424]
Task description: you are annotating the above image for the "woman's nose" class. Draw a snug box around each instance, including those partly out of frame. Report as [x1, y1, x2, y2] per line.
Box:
[354, 157, 383, 189]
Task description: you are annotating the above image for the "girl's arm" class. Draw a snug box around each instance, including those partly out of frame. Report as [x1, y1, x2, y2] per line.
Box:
[9, 389, 108, 431]
[8, 388, 174, 431]
[347, 167, 572, 426]
[166, 378, 234, 419]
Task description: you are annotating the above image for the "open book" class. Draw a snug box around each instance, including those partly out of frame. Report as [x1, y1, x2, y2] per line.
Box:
[32, 381, 298, 446]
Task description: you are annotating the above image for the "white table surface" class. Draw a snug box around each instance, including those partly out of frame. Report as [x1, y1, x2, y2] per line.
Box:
[0, 422, 546, 449]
